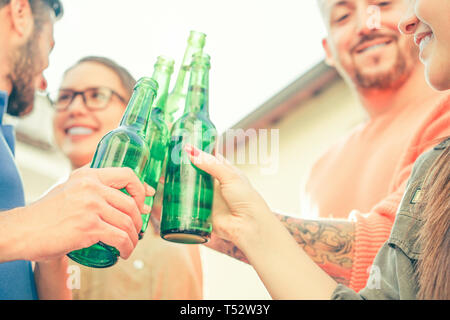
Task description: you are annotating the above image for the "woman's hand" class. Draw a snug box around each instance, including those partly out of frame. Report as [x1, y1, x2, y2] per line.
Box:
[184, 144, 273, 248]
[185, 144, 338, 299]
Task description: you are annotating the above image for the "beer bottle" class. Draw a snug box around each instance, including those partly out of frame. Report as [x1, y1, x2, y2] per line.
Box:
[140, 56, 174, 238]
[165, 30, 206, 125]
[161, 52, 217, 244]
[67, 77, 159, 268]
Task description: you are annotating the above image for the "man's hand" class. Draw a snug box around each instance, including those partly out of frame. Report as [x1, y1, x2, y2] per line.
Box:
[1, 167, 155, 263]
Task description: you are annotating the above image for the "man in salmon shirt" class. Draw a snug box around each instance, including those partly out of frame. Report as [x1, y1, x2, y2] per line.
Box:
[203, 0, 450, 292]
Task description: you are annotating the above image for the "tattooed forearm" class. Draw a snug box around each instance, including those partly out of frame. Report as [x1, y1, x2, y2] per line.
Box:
[206, 235, 250, 264]
[206, 213, 355, 286]
[277, 214, 354, 285]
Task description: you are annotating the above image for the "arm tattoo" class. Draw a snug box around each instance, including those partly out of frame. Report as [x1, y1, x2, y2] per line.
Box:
[207, 213, 355, 286]
[206, 236, 250, 264]
[278, 214, 354, 285]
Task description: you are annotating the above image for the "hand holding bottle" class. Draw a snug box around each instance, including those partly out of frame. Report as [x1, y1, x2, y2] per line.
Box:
[184, 144, 339, 300]
[1, 167, 154, 264]
[67, 77, 159, 268]
[183, 144, 274, 249]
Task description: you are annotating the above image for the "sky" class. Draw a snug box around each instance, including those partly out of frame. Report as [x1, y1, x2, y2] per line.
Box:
[44, 0, 327, 134]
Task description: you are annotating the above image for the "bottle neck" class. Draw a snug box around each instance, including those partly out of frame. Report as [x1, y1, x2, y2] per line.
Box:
[120, 85, 156, 131]
[184, 65, 209, 115]
[152, 67, 172, 112]
[172, 43, 204, 95]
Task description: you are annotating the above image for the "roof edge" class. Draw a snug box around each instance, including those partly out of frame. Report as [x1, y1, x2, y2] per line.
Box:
[229, 60, 339, 131]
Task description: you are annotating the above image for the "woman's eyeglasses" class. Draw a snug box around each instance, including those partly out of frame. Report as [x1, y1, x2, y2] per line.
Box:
[51, 87, 127, 111]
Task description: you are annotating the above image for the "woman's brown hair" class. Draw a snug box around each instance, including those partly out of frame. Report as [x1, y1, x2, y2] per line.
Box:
[65, 56, 136, 98]
[415, 141, 450, 300]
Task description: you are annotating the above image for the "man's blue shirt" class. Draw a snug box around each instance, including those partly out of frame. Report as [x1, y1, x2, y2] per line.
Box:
[0, 90, 38, 300]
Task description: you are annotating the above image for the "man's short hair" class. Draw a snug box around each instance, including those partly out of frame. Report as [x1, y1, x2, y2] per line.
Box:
[0, 0, 64, 20]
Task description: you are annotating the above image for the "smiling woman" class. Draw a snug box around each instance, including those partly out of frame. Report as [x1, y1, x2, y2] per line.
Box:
[398, 0, 450, 91]
[52, 58, 132, 169]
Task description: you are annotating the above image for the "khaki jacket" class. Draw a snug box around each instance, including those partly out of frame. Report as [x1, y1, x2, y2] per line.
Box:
[332, 138, 449, 300]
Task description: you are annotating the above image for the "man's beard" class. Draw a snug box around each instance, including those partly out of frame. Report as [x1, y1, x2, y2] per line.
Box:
[350, 36, 418, 90]
[7, 30, 42, 117]
[354, 52, 408, 90]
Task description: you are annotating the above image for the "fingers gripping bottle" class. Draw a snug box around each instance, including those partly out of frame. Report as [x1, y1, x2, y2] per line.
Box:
[67, 78, 158, 268]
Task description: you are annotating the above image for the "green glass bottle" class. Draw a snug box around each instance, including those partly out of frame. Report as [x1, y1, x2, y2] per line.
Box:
[67, 77, 159, 268]
[161, 52, 217, 244]
[140, 56, 174, 238]
[165, 30, 206, 125]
